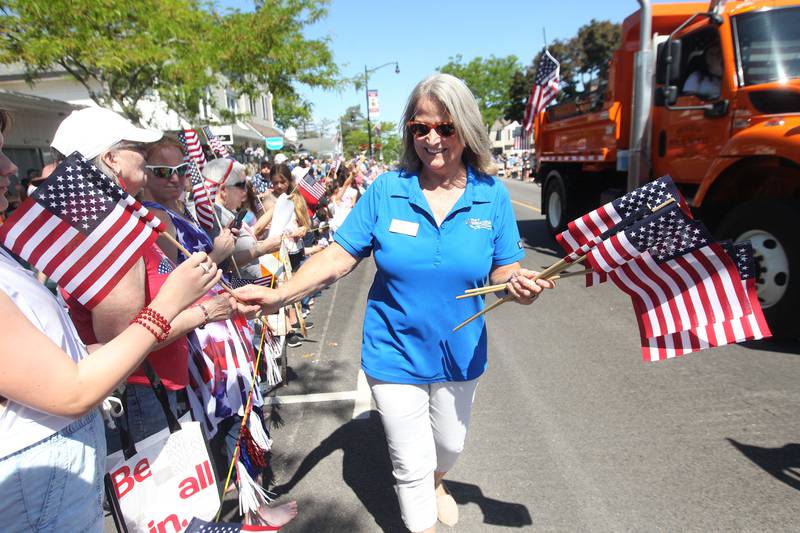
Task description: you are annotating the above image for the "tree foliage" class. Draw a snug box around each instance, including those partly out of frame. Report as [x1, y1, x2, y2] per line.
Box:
[339, 105, 399, 162]
[504, 19, 621, 122]
[0, 0, 341, 125]
[438, 54, 521, 129]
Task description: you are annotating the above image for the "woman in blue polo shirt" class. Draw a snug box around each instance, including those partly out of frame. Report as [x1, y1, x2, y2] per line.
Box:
[233, 73, 554, 533]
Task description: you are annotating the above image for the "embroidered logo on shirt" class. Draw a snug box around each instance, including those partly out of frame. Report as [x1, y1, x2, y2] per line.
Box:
[466, 218, 492, 231]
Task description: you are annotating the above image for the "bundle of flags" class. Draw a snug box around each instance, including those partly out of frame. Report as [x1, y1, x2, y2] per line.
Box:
[0, 152, 165, 308]
[554, 175, 770, 361]
[178, 130, 218, 232]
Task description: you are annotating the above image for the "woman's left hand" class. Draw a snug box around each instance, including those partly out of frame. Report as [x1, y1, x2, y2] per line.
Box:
[506, 268, 555, 305]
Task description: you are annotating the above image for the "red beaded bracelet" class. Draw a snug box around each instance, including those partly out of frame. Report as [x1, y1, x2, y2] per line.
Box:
[130, 306, 171, 343]
[139, 307, 170, 332]
[132, 318, 168, 343]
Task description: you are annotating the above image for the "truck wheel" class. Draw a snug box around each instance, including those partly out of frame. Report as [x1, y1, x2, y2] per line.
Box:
[543, 170, 570, 234]
[716, 200, 800, 339]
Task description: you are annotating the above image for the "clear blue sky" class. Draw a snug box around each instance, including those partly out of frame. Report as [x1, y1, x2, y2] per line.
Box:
[221, 0, 677, 133]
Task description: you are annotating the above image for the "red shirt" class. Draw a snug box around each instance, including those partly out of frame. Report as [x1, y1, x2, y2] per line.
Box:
[63, 244, 189, 390]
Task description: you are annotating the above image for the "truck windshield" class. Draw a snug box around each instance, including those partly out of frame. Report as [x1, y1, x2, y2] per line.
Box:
[734, 7, 800, 86]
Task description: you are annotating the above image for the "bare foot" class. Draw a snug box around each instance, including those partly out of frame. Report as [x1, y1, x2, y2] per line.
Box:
[252, 500, 298, 528]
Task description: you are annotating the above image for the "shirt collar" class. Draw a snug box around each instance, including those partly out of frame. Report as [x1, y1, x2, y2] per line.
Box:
[396, 166, 492, 214]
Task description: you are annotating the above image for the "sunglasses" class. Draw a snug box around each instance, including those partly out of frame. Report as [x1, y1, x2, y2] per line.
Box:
[231, 181, 247, 189]
[406, 121, 457, 138]
[146, 163, 190, 179]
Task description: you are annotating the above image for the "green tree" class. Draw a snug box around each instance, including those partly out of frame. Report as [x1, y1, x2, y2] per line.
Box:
[438, 55, 522, 128]
[0, 0, 342, 125]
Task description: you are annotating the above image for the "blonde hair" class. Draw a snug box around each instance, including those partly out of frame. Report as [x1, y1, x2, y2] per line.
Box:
[399, 73, 496, 176]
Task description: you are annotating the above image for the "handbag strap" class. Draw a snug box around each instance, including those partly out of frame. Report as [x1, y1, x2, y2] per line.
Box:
[118, 361, 182, 460]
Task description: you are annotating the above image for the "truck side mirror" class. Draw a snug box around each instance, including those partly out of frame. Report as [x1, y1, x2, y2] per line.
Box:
[656, 39, 683, 85]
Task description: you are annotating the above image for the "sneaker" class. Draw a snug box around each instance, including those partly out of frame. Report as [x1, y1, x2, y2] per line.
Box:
[292, 320, 314, 330]
[286, 332, 303, 348]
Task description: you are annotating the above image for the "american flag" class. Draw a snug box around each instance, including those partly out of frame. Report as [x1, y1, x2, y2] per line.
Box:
[557, 176, 692, 257]
[641, 241, 771, 361]
[298, 171, 326, 201]
[250, 173, 270, 195]
[227, 275, 273, 289]
[187, 158, 217, 233]
[523, 49, 559, 132]
[179, 132, 217, 232]
[185, 517, 272, 532]
[0, 152, 165, 309]
[181, 128, 207, 169]
[585, 204, 751, 339]
[202, 126, 232, 158]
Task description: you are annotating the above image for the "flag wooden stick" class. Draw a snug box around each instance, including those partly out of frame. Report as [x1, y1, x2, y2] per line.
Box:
[452, 255, 586, 332]
[457, 268, 593, 299]
[280, 243, 307, 337]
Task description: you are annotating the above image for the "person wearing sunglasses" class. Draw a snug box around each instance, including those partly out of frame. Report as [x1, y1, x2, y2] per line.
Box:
[141, 139, 236, 268]
[228, 73, 554, 533]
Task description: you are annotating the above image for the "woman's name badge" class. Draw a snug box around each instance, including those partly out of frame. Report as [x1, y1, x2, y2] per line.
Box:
[389, 219, 419, 236]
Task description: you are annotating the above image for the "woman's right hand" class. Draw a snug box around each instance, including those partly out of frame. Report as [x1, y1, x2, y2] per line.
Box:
[153, 253, 221, 318]
[231, 285, 283, 316]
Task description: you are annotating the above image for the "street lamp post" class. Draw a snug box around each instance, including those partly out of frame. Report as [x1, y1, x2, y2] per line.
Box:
[364, 61, 399, 161]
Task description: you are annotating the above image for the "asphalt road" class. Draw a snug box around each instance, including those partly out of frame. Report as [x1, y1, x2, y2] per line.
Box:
[107, 178, 800, 532]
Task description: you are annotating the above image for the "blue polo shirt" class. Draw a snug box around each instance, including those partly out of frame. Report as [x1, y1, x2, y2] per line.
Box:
[334, 167, 524, 384]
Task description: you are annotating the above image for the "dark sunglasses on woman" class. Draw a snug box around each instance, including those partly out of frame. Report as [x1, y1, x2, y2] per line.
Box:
[146, 163, 190, 179]
[406, 121, 457, 138]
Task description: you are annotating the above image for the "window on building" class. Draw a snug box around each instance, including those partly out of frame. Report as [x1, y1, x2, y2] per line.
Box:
[226, 90, 238, 113]
[261, 95, 270, 120]
[495, 130, 501, 141]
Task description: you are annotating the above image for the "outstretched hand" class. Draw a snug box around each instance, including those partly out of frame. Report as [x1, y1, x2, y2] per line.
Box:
[506, 268, 555, 305]
[230, 285, 284, 318]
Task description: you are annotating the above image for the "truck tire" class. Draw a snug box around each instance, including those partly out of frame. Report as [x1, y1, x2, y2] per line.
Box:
[543, 169, 572, 234]
[716, 200, 800, 339]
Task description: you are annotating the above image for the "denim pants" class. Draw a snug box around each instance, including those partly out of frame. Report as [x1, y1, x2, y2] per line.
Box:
[0, 409, 105, 532]
[106, 383, 179, 454]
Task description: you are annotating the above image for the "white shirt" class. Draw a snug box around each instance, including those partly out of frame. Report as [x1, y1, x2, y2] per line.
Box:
[682, 71, 721, 99]
[0, 248, 88, 459]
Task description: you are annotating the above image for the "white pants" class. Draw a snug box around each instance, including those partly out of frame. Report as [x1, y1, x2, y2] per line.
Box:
[368, 376, 479, 532]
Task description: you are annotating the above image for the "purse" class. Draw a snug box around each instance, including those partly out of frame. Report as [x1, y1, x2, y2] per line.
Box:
[104, 362, 221, 533]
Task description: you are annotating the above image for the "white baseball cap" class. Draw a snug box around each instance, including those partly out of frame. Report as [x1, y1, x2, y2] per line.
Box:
[51, 107, 163, 160]
[273, 153, 288, 165]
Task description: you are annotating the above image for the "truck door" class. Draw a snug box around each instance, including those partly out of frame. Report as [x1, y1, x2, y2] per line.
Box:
[653, 27, 730, 186]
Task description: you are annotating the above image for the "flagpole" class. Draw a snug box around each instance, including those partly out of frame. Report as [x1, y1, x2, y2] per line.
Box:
[201, 180, 243, 277]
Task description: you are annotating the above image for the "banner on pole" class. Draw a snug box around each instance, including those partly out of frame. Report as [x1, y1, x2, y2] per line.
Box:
[368, 89, 380, 119]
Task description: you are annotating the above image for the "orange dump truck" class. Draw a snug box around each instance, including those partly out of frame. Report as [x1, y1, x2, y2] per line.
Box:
[535, 0, 800, 336]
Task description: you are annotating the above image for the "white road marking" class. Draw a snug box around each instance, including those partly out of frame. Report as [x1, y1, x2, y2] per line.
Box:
[352, 369, 373, 420]
[265, 390, 358, 405]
